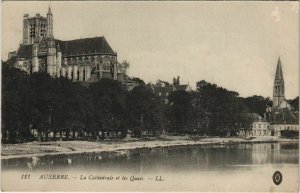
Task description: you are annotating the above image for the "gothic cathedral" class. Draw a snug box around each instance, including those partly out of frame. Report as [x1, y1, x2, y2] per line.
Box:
[7, 7, 128, 83]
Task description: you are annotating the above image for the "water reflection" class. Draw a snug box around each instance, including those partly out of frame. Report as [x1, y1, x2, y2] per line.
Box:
[2, 142, 298, 174]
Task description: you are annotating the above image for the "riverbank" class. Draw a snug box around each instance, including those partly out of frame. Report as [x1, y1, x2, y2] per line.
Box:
[1, 135, 298, 160]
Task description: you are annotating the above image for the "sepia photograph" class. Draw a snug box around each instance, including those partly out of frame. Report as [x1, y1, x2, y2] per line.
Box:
[1, 1, 299, 192]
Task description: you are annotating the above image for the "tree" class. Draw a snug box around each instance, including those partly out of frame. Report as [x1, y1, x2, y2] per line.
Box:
[166, 90, 194, 134]
[288, 96, 299, 111]
[194, 80, 242, 136]
[2, 64, 32, 143]
[90, 79, 126, 139]
[125, 85, 162, 137]
[241, 95, 270, 116]
[130, 77, 145, 86]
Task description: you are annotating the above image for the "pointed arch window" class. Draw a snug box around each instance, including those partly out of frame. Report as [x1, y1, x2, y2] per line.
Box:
[103, 61, 110, 71]
[102, 57, 110, 72]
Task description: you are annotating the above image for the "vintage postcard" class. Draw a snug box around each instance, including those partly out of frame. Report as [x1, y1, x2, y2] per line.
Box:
[1, 1, 299, 192]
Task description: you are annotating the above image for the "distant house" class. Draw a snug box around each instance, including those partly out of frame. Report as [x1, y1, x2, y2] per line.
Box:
[238, 113, 272, 138]
[122, 77, 140, 91]
[146, 77, 191, 104]
[251, 116, 272, 136]
[120, 75, 147, 91]
[123, 79, 139, 91]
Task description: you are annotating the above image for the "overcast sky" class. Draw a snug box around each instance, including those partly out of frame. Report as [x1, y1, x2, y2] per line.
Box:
[2, 1, 299, 99]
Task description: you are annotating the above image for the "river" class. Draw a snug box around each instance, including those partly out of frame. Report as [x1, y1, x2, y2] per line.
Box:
[1, 142, 299, 192]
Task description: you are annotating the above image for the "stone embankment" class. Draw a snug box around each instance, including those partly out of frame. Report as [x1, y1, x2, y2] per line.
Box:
[1, 136, 298, 160]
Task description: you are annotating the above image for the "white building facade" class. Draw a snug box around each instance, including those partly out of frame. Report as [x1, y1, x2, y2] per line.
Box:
[251, 120, 272, 136]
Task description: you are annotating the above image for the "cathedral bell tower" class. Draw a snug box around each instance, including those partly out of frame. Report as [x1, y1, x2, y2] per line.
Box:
[273, 57, 285, 108]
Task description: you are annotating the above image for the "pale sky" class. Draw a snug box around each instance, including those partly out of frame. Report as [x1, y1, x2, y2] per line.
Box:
[2, 1, 299, 99]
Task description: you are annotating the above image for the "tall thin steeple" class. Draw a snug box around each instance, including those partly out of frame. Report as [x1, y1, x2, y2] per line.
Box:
[273, 57, 285, 108]
[46, 6, 56, 77]
[275, 57, 283, 80]
[46, 6, 54, 38]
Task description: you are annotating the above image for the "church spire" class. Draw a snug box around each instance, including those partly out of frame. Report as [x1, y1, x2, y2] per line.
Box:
[46, 6, 54, 38]
[273, 56, 285, 108]
[275, 57, 283, 80]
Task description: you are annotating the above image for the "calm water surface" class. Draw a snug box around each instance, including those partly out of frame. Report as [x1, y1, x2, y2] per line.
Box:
[2, 142, 299, 192]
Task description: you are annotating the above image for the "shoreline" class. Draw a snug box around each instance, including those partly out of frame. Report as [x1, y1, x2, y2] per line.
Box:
[1, 136, 298, 160]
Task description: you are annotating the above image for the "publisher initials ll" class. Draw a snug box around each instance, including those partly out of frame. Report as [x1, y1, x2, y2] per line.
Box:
[155, 176, 164, 181]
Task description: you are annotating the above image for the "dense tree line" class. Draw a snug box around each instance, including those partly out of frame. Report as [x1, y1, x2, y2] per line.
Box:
[2, 64, 297, 143]
[2, 65, 163, 143]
